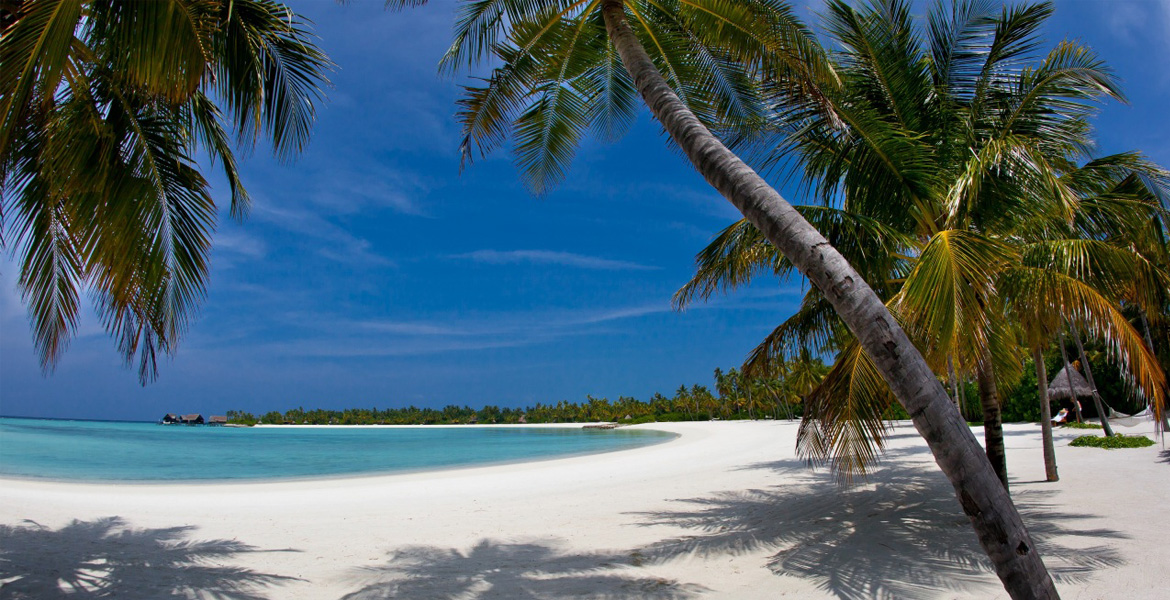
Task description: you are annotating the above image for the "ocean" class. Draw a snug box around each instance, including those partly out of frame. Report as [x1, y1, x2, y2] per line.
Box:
[0, 417, 675, 483]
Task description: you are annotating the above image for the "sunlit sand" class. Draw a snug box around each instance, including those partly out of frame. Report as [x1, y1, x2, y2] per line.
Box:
[1, 420, 1164, 599]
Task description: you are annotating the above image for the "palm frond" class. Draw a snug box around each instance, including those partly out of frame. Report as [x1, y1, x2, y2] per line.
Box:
[1000, 266, 1166, 415]
[0, 0, 84, 159]
[896, 229, 1014, 361]
[796, 340, 894, 484]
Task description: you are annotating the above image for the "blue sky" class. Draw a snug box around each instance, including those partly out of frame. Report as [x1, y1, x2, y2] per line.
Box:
[2, 0, 1168, 421]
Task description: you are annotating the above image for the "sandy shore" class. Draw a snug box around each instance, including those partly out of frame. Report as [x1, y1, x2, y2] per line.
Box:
[1, 419, 1166, 599]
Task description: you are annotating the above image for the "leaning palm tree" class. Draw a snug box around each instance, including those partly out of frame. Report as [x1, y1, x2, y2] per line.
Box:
[673, 0, 1168, 489]
[394, 0, 1060, 594]
[0, 0, 331, 382]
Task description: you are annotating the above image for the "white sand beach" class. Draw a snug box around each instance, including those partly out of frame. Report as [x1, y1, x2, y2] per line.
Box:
[1, 420, 1166, 599]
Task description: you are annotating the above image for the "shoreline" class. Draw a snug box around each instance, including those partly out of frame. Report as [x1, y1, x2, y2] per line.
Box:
[2, 420, 1165, 599]
[0, 423, 682, 488]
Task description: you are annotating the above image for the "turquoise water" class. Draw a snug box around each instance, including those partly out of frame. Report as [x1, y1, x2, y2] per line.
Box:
[0, 418, 674, 483]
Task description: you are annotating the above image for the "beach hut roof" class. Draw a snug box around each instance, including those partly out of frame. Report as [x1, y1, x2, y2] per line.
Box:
[208, 415, 227, 423]
[1047, 364, 1092, 400]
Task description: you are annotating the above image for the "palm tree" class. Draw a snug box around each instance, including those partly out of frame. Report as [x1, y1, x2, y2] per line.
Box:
[392, 0, 1062, 594]
[676, 0, 1167, 488]
[0, 0, 332, 382]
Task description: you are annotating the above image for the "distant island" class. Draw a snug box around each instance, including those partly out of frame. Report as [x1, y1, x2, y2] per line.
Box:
[227, 367, 818, 426]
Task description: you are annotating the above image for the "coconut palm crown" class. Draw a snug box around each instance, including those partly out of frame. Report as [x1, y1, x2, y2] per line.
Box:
[0, 0, 332, 382]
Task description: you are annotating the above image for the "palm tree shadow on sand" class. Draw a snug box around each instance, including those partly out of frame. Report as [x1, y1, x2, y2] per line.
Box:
[338, 539, 706, 600]
[0, 516, 300, 599]
[631, 447, 1126, 600]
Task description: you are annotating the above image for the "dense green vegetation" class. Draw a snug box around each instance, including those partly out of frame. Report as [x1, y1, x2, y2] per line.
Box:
[1069, 434, 1155, 449]
[1061, 422, 1103, 430]
[227, 364, 827, 425]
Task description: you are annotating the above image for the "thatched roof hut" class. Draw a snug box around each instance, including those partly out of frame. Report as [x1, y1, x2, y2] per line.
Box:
[181, 414, 204, 425]
[208, 415, 227, 425]
[1047, 364, 1092, 400]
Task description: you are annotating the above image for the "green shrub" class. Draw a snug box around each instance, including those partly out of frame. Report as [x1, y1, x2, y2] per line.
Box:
[1000, 362, 1041, 423]
[883, 402, 910, 420]
[1069, 434, 1155, 449]
[1060, 421, 1101, 430]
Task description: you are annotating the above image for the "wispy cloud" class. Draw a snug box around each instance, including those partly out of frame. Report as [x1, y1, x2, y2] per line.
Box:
[451, 249, 657, 271]
[250, 292, 800, 359]
[251, 201, 395, 267]
[309, 165, 432, 217]
[213, 230, 267, 260]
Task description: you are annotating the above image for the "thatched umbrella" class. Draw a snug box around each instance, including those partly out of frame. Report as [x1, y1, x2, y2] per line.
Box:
[1047, 364, 1092, 400]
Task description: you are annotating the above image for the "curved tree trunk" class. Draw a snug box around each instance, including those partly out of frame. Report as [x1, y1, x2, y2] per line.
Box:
[1069, 324, 1114, 437]
[976, 361, 1008, 490]
[599, 2, 1057, 597]
[1034, 346, 1058, 481]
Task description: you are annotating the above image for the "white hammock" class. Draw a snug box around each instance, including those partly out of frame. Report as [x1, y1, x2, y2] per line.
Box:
[1107, 406, 1154, 427]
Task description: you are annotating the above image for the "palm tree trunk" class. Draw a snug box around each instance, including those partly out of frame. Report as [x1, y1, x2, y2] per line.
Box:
[976, 361, 1009, 490]
[599, 2, 1057, 597]
[948, 355, 962, 411]
[1057, 328, 1084, 424]
[1069, 324, 1114, 437]
[1033, 346, 1058, 482]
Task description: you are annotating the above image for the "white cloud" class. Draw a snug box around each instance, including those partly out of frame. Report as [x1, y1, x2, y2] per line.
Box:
[214, 230, 267, 259]
[451, 249, 657, 271]
[309, 165, 432, 217]
[251, 201, 395, 267]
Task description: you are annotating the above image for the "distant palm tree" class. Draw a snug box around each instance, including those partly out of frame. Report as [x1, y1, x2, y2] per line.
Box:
[0, 0, 331, 382]
[390, 0, 1063, 594]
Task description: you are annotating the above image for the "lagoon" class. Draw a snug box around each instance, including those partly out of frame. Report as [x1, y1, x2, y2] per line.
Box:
[0, 418, 674, 483]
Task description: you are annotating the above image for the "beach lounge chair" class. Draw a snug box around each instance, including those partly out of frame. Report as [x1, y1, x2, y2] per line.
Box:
[1051, 408, 1069, 425]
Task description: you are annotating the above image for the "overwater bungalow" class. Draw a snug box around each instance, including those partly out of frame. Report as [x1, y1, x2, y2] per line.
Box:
[208, 415, 228, 426]
[161, 413, 180, 425]
[181, 414, 205, 425]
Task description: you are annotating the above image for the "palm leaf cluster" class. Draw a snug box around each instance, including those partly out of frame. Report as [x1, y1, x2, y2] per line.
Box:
[677, 0, 1170, 480]
[408, 0, 832, 194]
[0, 0, 331, 381]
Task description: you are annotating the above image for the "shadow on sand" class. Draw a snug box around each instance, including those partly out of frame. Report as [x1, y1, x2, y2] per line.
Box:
[632, 448, 1126, 600]
[338, 539, 706, 600]
[0, 516, 300, 600]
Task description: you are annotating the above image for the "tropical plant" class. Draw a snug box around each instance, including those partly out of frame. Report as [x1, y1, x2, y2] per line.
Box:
[0, 0, 331, 382]
[675, 0, 1168, 492]
[388, 0, 1064, 594]
[1068, 433, 1154, 448]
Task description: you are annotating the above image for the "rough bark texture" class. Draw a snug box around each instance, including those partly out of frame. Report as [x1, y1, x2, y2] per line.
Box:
[1070, 324, 1114, 437]
[599, 2, 1058, 598]
[1034, 346, 1058, 482]
[976, 362, 1008, 490]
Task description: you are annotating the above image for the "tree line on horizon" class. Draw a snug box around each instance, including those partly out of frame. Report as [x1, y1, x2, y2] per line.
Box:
[227, 335, 1145, 427]
[225, 362, 830, 426]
